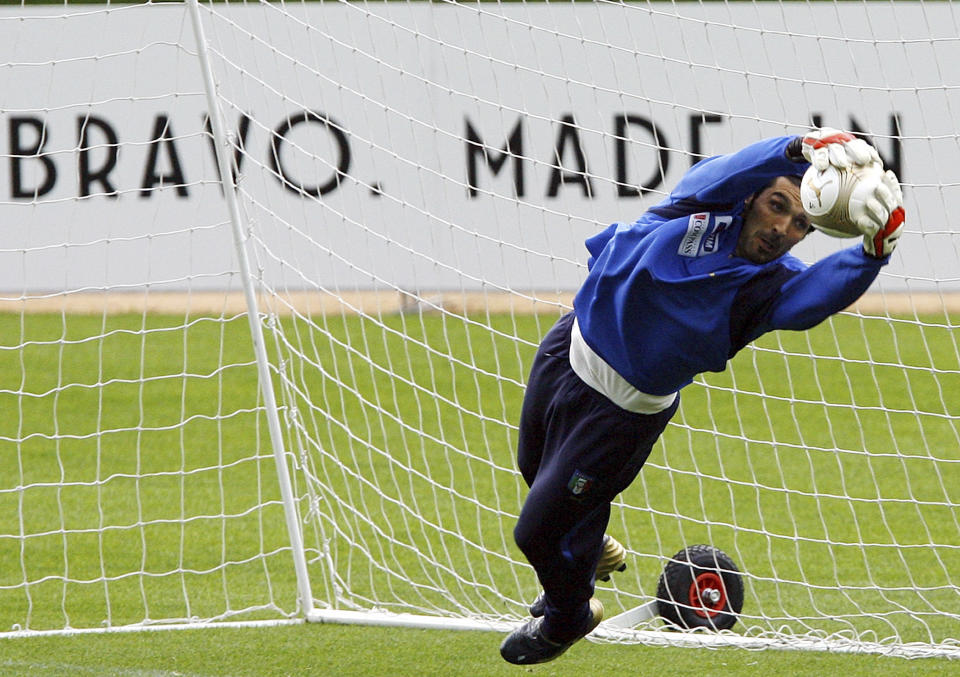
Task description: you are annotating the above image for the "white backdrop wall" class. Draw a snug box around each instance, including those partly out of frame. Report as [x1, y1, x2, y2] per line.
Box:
[1, 2, 958, 295]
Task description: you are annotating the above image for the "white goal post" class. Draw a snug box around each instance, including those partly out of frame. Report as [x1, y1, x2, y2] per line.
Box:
[1, 0, 959, 661]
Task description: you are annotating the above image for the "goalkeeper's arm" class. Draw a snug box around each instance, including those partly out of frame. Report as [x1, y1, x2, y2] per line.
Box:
[664, 136, 805, 208]
[671, 128, 878, 207]
[767, 246, 887, 332]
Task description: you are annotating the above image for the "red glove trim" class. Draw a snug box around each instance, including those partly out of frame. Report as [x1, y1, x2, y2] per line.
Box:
[871, 206, 905, 256]
[803, 132, 856, 149]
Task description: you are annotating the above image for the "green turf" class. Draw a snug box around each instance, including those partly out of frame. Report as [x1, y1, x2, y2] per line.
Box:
[1, 309, 959, 668]
[1, 623, 958, 676]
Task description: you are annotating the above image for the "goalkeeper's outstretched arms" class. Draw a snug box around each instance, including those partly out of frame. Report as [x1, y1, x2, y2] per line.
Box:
[649, 127, 878, 221]
[656, 136, 805, 216]
[586, 134, 814, 267]
[769, 166, 905, 332]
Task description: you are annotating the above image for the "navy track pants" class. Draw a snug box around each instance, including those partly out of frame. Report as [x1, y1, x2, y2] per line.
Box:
[513, 312, 679, 641]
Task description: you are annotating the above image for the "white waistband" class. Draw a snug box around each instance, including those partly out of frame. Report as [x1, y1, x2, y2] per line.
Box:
[568, 317, 677, 415]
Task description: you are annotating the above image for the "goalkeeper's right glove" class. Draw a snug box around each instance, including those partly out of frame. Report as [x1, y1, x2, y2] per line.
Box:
[800, 127, 880, 171]
[861, 170, 905, 259]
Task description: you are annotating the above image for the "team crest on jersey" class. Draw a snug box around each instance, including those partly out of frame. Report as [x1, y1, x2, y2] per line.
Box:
[678, 213, 733, 257]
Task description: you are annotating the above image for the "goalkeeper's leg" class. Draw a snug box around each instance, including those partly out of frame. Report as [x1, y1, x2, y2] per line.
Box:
[504, 311, 679, 663]
[528, 534, 626, 618]
[510, 396, 678, 642]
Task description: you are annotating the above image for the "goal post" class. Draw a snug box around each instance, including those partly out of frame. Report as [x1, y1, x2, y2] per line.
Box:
[185, 0, 315, 620]
[1, 0, 959, 660]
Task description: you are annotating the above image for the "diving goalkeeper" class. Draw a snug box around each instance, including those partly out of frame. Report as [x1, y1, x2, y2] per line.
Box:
[500, 129, 905, 665]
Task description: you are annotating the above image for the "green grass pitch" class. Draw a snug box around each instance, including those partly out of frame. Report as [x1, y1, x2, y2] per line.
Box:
[0, 309, 958, 674]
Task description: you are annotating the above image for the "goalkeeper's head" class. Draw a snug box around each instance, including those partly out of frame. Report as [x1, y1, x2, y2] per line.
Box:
[735, 175, 812, 264]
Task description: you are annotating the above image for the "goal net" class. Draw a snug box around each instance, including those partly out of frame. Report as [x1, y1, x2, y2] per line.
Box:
[1, 0, 958, 659]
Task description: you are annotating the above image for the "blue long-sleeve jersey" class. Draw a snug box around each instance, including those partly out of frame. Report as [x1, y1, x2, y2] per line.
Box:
[573, 136, 887, 397]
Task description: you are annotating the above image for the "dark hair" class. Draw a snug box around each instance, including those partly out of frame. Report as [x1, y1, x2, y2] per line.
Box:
[764, 174, 802, 190]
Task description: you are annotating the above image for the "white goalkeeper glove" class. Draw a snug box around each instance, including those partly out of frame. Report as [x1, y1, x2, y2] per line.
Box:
[801, 127, 880, 172]
[861, 170, 905, 259]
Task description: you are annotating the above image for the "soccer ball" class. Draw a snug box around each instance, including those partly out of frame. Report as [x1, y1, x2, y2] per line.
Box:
[800, 162, 885, 238]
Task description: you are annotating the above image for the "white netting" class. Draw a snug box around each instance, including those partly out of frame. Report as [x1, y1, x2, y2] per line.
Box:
[0, 2, 299, 631]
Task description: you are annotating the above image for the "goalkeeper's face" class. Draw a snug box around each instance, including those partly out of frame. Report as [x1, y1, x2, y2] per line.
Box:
[736, 176, 811, 264]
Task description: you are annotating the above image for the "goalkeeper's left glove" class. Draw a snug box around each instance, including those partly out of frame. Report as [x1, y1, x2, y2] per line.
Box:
[799, 127, 880, 171]
[861, 170, 905, 259]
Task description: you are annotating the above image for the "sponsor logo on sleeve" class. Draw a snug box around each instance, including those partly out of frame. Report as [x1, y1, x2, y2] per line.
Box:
[679, 213, 733, 257]
[678, 213, 710, 257]
[701, 216, 732, 254]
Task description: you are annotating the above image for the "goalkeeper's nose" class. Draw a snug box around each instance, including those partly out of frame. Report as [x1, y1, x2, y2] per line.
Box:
[770, 212, 792, 233]
[765, 215, 789, 239]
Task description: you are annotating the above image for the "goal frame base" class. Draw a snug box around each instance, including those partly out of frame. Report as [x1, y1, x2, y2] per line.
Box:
[306, 608, 960, 660]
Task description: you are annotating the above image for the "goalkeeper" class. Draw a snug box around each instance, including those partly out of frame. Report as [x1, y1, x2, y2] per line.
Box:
[500, 129, 905, 665]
